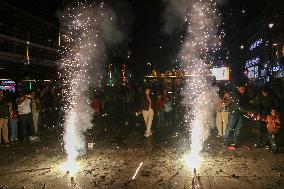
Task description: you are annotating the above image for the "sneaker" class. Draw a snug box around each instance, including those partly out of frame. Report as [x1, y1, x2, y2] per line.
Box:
[144, 133, 150, 138]
[144, 131, 152, 138]
[28, 136, 39, 141]
[271, 148, 278, 154]
[222, 142, 229, 147]
[15, 138, 18, 141]
[216, 135, 222, 138]
[230, 143, 239, 148]
[10, 139, 14, 142]
[253, 143, 262, 148]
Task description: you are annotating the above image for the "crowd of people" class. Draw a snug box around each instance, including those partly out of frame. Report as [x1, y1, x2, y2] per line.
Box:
[215, 83, 283, 153]
[0, 80, 283, 153]
[0, 85, 60, 145]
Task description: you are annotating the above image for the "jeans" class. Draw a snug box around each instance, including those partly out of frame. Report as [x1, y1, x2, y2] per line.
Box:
[18, 113, 35, 138]
[9, 118, 18, 140]
[255, 120, 268, 145]
[157, 109, 165, 128]
[269, 133, 278, 152]
[223, 113, 243, 145]
[164, 111, 172, 126]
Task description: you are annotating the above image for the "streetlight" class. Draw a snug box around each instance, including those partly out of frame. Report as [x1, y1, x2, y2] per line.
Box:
[240, 45, 244, 50]
[268, 23, 274, 29]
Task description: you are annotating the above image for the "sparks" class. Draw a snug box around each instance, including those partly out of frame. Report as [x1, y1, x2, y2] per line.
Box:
[58, 2, 118, 175]
[60, 159, 81, 177]
[180, 0, 222, 170]
[132, 162, 144, 180]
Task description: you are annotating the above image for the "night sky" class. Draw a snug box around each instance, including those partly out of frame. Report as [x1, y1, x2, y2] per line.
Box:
[2, 0, 270, 79]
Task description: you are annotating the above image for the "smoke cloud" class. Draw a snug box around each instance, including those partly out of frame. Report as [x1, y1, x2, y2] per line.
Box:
[58, 1, 122, 161]
[163, 0, 222, 168]
[162, 0, 192, 34]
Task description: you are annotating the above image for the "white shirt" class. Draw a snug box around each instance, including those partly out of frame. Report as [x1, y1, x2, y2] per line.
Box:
[17, 98, 32, 115]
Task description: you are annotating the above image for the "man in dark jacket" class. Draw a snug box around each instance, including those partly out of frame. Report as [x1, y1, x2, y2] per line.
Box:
[253, 88, 274, 147]
[0, 90, 10, 144]
[223, 84, 250, 147]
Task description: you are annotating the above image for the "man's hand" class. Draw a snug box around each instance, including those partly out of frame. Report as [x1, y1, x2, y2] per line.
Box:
[247, 112, 254, 117]
[136, 111, 141, 116]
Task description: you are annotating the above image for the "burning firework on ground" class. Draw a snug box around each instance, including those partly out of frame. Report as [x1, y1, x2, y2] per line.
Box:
[178, 0, 223, 170]
[58, 1, 122, 175]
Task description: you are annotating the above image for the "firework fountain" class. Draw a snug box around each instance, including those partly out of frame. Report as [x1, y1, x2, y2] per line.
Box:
[58, 1, 122, 176]
[182, 0, 222, 171]
[180, 0, 222, 170]
[164, 0, 223, 170]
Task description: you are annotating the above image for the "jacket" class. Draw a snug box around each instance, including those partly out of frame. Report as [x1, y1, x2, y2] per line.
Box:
[253, 94, 274, 115]
[0, 98, 9, 118]
[140, 95, 153, 111]
[227, 91, 250, 115]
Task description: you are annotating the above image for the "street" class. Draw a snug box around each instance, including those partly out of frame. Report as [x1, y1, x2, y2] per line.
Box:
[0, 121, 284, 189]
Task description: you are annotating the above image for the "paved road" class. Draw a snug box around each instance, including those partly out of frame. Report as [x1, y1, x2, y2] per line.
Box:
[0, 121, 284, 189]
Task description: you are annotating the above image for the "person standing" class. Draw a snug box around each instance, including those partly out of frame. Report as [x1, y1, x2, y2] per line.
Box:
[215, 91, 230, 137]
[139, 88, 154, 137]
[0, 90, 10, 144]
[40, 87, 58, 128]
[252, 88, 274, 147]
[91, 95, 101, 117]
[156, 94, 165, 128]
[164, 95, 173, 126]
[8, 102, 18, 142]
[223, 84, 250, 147]
[31, 91, 40, 134]
[17, 92, 38, 141]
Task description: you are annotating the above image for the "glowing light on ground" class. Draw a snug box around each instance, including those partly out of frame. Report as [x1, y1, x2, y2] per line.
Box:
[132, 162, 144, 180]
[184, 118, 203, 170]
[59, 159, 81, 176]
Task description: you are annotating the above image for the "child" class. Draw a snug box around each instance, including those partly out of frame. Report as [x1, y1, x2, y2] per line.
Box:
[258, 107, 281, 153]
[8, 102, 18, 142]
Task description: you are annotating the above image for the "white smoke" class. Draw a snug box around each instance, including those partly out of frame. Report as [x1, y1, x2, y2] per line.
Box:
[163, 0, 222, 168]
[162, 0, 192, 34]
[58, 1, 122, 162]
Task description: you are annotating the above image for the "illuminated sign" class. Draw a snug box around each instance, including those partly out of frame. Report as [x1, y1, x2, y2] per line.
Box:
[260, 69, 267, 77]
[2, 80, 16, 85]
[250, 38, 263, 51]
[245, 57, 260, 68]
[210, 67, 230, 81]
[0, 86, 16, 92]
[247, 66, 258, 78]
[276, 70, 284, 78]
[272, 65, 283, 72]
